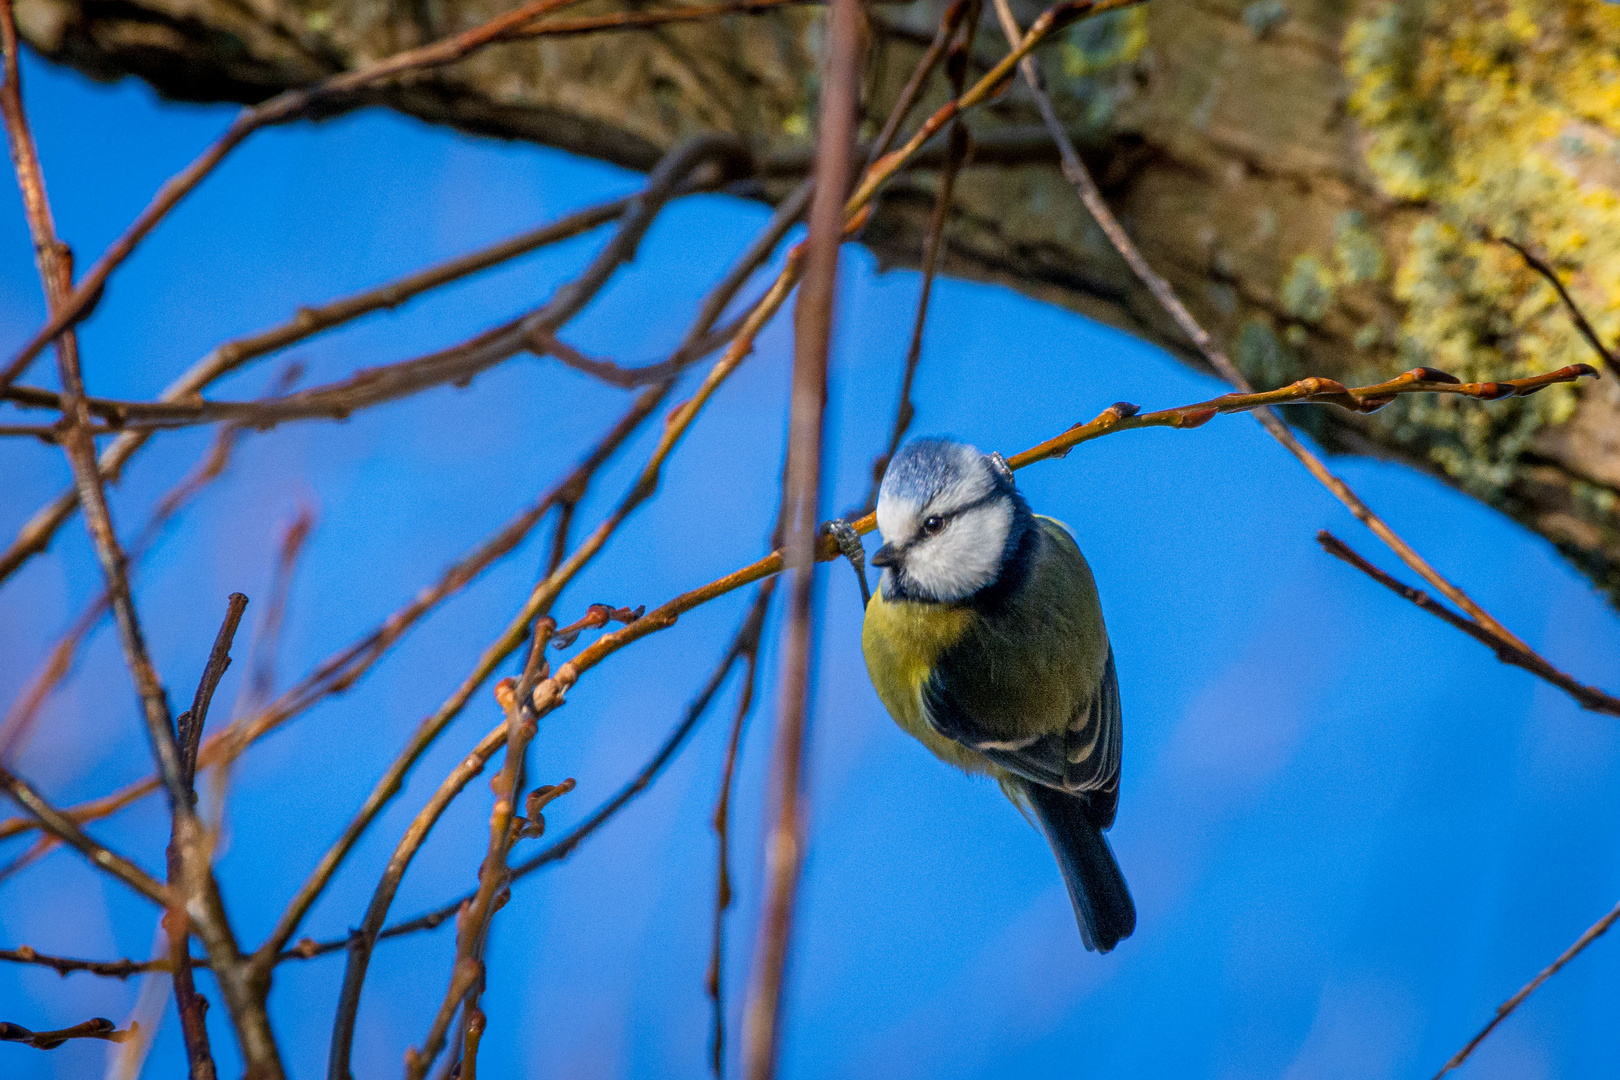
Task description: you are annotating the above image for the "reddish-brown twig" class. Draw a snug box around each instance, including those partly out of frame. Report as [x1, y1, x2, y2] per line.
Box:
[708, 584, 774, 1076]
[403, 621, 565, 1080]
[0, 945, 186, 978]
[0, 0, 605, 389]
[1432, 895, 1620, 1078]
[516, 0, 892, 38]
[0, 414, 243, 762]
[0, 763, 169, 904]
[992, 0, 1535, 661]
[739, 0, 858, 1072]
[323, 156, 813, 1079]
[165, 594, 248, 1080]
[1493, 235, 1618, 376]
[1318, 532, 1620, 717]
[0, 387, 659, 850]
[0, 193, 634, 588]
[862, 0, 972, 175]
[218, 508, 314, 771]
[2, 7, 281, 1071]
[0, 1017, 136, 1050]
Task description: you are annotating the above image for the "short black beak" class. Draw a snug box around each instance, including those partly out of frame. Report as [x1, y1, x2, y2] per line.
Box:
[870, 542, 902, 568]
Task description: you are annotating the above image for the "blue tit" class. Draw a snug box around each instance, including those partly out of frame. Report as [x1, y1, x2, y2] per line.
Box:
[860, 437, 1135, 952]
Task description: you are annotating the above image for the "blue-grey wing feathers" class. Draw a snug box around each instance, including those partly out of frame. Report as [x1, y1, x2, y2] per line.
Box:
[922, 647, 1122, 828]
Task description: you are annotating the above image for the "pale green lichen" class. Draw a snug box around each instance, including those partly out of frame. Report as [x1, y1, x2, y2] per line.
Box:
[1242, 0, 1290, 39]
[1280, 254, 1337, 323]
[1237, 318, 1295, 388]
[1060, 7, 1149, 79]
[1051, 7, 1149, 131]
[1345, 0, 1620, 511]
[1344, 0, 1447, 200]
[1334, 211, 1386, 284]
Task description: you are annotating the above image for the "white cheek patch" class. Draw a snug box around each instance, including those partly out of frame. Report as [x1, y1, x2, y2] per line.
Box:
[903, 499, 1012, 602]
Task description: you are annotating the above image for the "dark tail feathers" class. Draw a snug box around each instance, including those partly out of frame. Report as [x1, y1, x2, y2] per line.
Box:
[1020, 780, 1136, 953]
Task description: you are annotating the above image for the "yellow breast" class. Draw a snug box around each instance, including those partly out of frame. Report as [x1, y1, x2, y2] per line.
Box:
[860, 591, 990, 774]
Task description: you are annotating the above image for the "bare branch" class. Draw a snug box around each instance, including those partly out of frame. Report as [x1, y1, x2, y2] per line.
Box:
[1494, 235, 1618, 376]
[0, 764, 169, 904]
[1317, 531, 1620, 717]
[403, 622, 564, 1080]
[166, 594, 250, 1080]
[0, 1017, 136, 1050]
[740, 0, 858, 1070]
[0, 945, 185, 979]
[0, 193, 632, 588]
[0, 0, 608, 387]
[1433, 895, 1620, 1078]
[991, 0, 1538, 660]
[708, 585, 773, 1077]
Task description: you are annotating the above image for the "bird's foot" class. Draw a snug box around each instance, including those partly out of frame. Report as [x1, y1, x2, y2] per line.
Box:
[826, 518, 871, 608]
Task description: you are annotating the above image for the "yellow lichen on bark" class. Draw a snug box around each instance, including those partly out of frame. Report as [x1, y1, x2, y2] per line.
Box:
[1347, 0, 1620, 499]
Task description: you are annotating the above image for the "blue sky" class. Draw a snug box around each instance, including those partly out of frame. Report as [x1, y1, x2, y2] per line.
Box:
[1, 47, 1617, 1080]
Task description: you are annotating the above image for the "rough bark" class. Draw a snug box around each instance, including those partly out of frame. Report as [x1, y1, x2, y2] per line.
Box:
[13, 0, 1620, 600]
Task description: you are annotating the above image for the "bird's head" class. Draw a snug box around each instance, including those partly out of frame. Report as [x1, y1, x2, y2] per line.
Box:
[872, 438, 1029, 603]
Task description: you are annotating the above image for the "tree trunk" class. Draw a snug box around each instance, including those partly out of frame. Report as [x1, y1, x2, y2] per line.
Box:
[15, 0, 1620, 599]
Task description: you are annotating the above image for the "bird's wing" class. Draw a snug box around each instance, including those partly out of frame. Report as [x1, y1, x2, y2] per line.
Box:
[921, 646, 1122, 827]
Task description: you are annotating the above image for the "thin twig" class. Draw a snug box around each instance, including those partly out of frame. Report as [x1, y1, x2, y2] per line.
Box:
[708, 585, 773, 1077]
[0, 946, 187, 978]
[1, 10, 282, 1071]
[224, 508, 314, 750]
[1317, 531, 1620, 717]
[0, 193, 635, 588]
[0, 0, 607, 387]
[0, 418, 244, 761]
[991, 0, 1536, 659]
[0, 1017, 136, 1049]
[166, 594, 248, 1080]
[0, 764, 169, 904]
[517, 0, 893, 38]
[740, 0, 858, 1070]
[404, 621, 563, 1080]
[862, 0, 971, 174]
[1432, 895, 1620, 1078]
[2, 362, 1574, 974]
[178, 595, 249, 795]
[1494, 235, 1618, 375]
[324, 151, 810, 1080]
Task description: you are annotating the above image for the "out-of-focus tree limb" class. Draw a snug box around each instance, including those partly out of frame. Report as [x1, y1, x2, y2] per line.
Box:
[10, 0, 1620, 602]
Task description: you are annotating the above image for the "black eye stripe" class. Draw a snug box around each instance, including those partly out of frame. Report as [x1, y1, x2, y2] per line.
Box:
[903, 488, 1000, 550]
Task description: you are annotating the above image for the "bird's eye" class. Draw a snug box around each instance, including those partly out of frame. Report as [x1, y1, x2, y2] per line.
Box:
[921, 514, 945, 535]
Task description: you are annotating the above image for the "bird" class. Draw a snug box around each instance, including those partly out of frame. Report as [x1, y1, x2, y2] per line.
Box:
[858, 436, 1135, 952]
